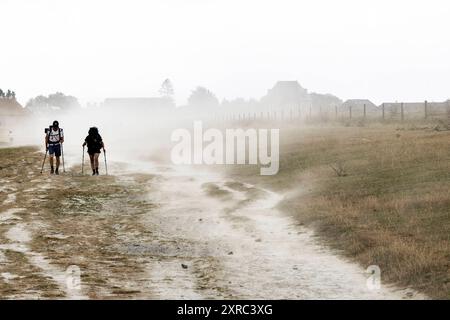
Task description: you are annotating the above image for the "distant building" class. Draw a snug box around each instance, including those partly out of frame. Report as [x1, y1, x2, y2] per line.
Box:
[260, 81, 311, 110]
[0, 99, 28, 123]
[341, 99, 377, 110]
[103, 97, 174, 110]
[0, 98, 27, 119]
[340, 99, 379, 118]
[0, 99, 29, 143]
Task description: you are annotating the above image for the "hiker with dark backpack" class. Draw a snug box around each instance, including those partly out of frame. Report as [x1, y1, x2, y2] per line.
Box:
[82, 127, 105, 175]
[45, 120, 64, 175]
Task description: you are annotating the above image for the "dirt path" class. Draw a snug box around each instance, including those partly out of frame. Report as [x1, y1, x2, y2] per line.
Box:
[0, 147, 424, 299]
[129, 164, 424, 299]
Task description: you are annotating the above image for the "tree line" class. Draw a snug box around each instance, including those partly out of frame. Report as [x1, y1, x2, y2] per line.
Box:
[19, 78, 340, 112]
[159, 79, 218, 108]
[0, 89, 16, 99]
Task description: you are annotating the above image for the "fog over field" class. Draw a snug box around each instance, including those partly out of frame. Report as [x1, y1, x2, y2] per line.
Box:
[2, 0, 450, 106]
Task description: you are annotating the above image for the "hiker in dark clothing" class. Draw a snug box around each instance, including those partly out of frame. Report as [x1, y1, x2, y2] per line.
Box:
[82, 127, 105, 175]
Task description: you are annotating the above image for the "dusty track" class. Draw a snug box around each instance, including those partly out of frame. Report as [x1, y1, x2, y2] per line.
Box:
[0, 147, 424, 299]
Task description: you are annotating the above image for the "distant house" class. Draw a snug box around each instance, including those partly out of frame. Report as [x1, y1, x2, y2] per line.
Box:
[340, 99, 378, 118]
[0, 97, 26, 112]
[0, 99, 29, 143]
[261, 81, 311, 110]
[341, 99, 377, 110]
[0, 98, 28, 124]
[103, 97, 174, 110]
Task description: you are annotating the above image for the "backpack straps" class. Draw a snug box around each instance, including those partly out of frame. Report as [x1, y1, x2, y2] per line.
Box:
[48, 128, 62, 144]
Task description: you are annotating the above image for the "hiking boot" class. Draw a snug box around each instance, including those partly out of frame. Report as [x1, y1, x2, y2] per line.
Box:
[50, 167, 54, 174]
[92, 169, 96, 176]
[55, 168, 59, 175]
[95, 168, 99, 175]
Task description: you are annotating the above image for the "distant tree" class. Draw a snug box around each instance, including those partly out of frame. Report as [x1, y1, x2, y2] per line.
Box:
[159, 79, 174, 98]
[158, 78, 175, 107]
[310, 92, 342, 108]
[0, 89, 17, 100]
[25, 92, 80, 113]
[26, 95, 48, 111]
[188, 86, 219, 108]
[47, 92, 80, 109]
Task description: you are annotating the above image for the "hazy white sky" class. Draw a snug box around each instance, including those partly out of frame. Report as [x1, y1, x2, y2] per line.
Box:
[1, 0, 449, 105]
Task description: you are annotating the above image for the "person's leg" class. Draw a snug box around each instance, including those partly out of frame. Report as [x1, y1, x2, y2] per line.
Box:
[55, 157, 60, 174]
[89, 154, 95, 175]
[49, 155, 54, 174]
[54, 145, 61, 174]
[94, 153, 100, 175]
[48, 145, 55, 173]
[89, 154, 95, 169]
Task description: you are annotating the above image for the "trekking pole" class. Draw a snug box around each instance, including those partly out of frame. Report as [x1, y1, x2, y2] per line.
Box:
[40, 148, 48, 174]
[103, 149, 108, 175]
[82, 145, 85, 175]
[61, 143, 66, 173]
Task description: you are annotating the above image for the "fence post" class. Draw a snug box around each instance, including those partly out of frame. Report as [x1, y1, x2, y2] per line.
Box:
[401, 102, 404, 121]
[447, 100, 450, 121]
[335, 105, 338, 120]
[382, 103, 385, 120]
[309, 105, 312, 119]
[349, 106, 352, 120]
[424, 100, 428, 119]
[363, 104, 366, 119]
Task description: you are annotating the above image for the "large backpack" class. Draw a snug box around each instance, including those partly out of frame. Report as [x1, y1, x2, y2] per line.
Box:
[88, 127, 102, 149]
[91, 134, 102, 149]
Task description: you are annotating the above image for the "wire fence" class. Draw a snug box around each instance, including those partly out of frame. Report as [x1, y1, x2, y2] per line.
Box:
[209, 100, 450, 124]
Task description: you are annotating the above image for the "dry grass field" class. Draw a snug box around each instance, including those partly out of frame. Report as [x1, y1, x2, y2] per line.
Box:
[227, 121, 450, 299]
